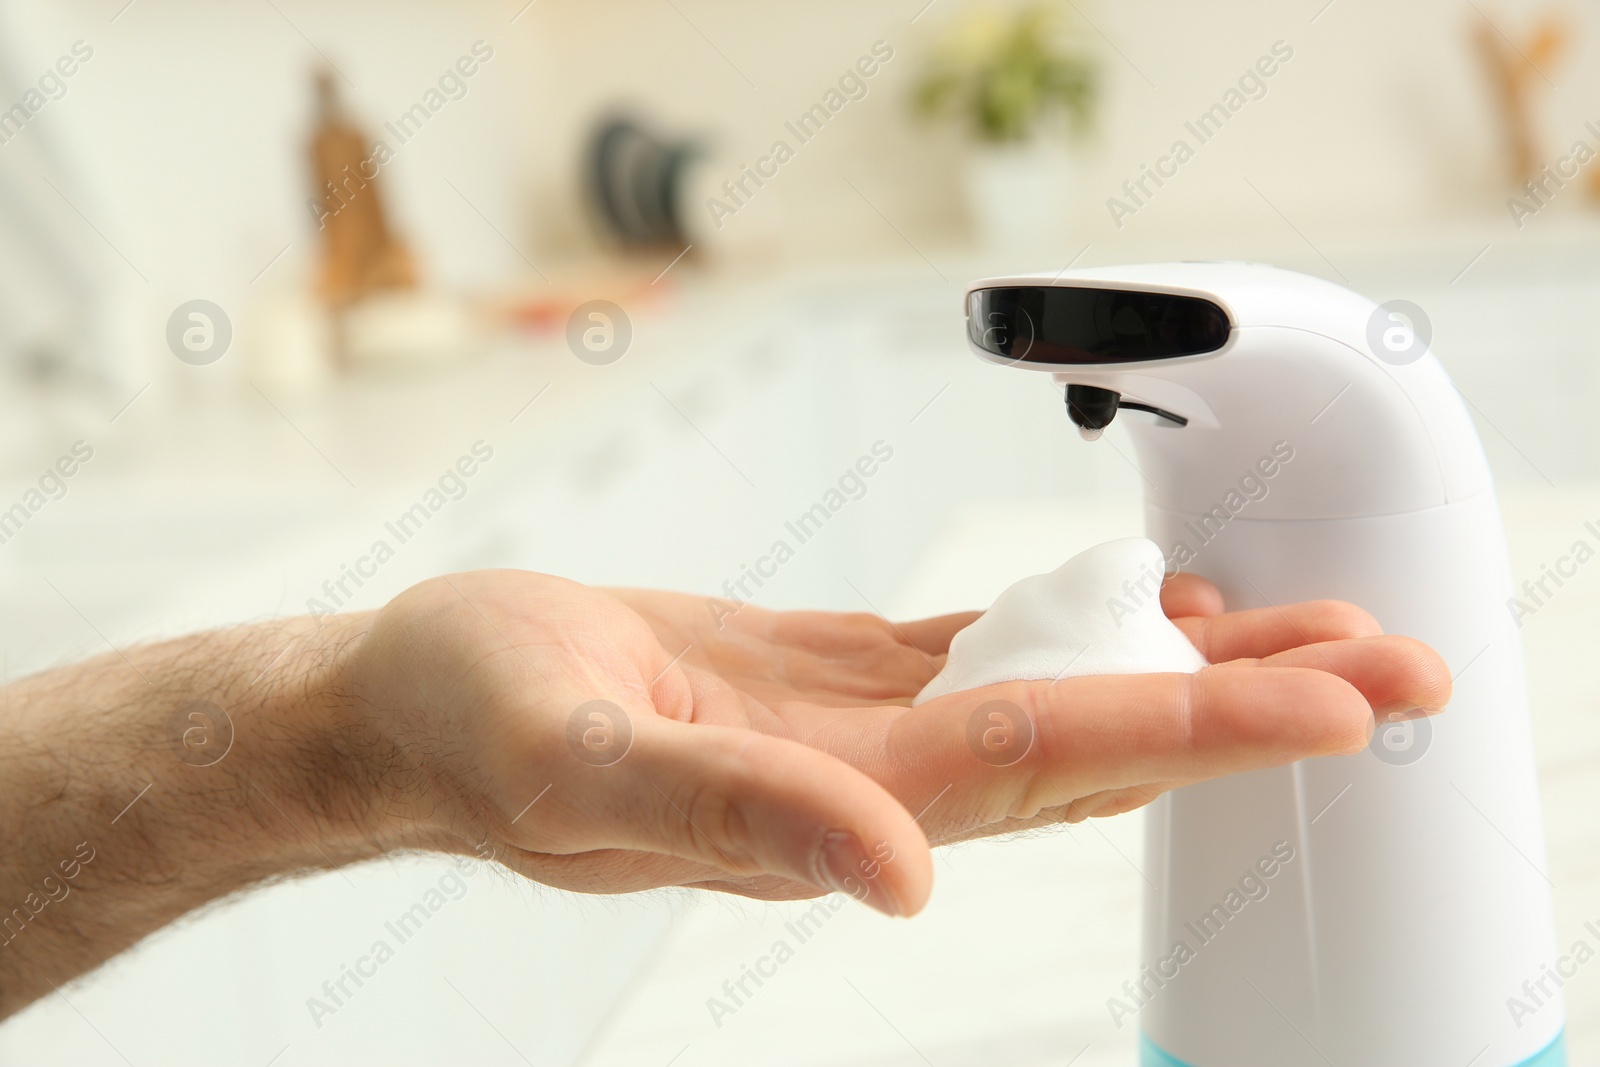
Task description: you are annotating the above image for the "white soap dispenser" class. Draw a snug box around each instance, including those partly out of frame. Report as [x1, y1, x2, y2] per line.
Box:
[963, 263, 1564, 1067]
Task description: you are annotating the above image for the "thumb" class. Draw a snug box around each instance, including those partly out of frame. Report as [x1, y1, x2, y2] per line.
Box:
[569, 710, 932, 917]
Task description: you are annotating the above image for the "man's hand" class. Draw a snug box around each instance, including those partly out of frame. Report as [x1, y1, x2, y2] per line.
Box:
[335, 570, 1450, 919]
[0, 568, 1450, 1017]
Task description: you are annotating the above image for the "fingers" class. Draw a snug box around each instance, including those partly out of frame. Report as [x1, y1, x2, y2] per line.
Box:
[1025, 666, 1377, 789]
[752, 611, 953, 703]
[770, 607, 979, 660]
[1160, 573, 1225, 619]
[893, 611, 984, 655]
[572, 717, 933, 916]
[1252, 634, 1451, 715]
[1175, 599, 1382, 662]
[878, 665, 1377, 843]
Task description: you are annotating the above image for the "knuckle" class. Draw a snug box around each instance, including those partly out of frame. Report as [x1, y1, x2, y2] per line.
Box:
[1006, 686, 1081, 818]
[1174, 673, 1200, 751]
[673, 762, 762, 877]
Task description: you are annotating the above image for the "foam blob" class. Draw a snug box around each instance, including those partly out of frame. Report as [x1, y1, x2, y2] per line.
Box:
[914, 537, 1209, 706]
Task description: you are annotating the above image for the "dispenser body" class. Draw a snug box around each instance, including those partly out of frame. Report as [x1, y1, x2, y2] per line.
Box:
[1139, 497, 1560, 1067]
[963, 264, 1564, 1067]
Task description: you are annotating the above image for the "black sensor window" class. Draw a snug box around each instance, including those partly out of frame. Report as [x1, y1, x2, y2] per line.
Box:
[967, 286, 1230, 365]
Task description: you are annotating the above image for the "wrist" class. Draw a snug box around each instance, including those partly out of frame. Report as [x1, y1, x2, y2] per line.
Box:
[245, 610, 468, 861]
[241, 612, 389, 860]
[274, 605, 473, 859]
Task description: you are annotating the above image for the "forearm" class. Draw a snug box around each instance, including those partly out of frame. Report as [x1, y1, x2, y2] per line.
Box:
[0, 612, 412, 1017]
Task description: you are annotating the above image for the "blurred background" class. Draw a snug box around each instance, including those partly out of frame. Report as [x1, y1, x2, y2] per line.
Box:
[1, 0, 1598, 1063]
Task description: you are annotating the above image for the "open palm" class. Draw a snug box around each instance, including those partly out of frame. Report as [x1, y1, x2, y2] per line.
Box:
[346, 571, 1449, 918]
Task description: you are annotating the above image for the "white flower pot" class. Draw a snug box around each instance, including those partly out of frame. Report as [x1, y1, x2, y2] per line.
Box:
[964, 141, 1075, 257]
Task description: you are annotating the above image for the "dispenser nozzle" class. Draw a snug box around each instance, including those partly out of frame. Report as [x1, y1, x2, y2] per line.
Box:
[1064, 383, 1189, 438]
[1066, 385, 1120, 440]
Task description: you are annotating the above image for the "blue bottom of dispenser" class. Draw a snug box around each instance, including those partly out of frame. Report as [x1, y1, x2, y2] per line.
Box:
[1138, 1029, 1566, 1067]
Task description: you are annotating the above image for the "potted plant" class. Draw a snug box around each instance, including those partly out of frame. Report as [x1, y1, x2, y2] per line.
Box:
[913, 1, 1097, 254]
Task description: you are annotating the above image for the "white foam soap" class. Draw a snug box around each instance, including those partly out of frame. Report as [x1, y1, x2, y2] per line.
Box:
[914, 537, 1210, 705]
